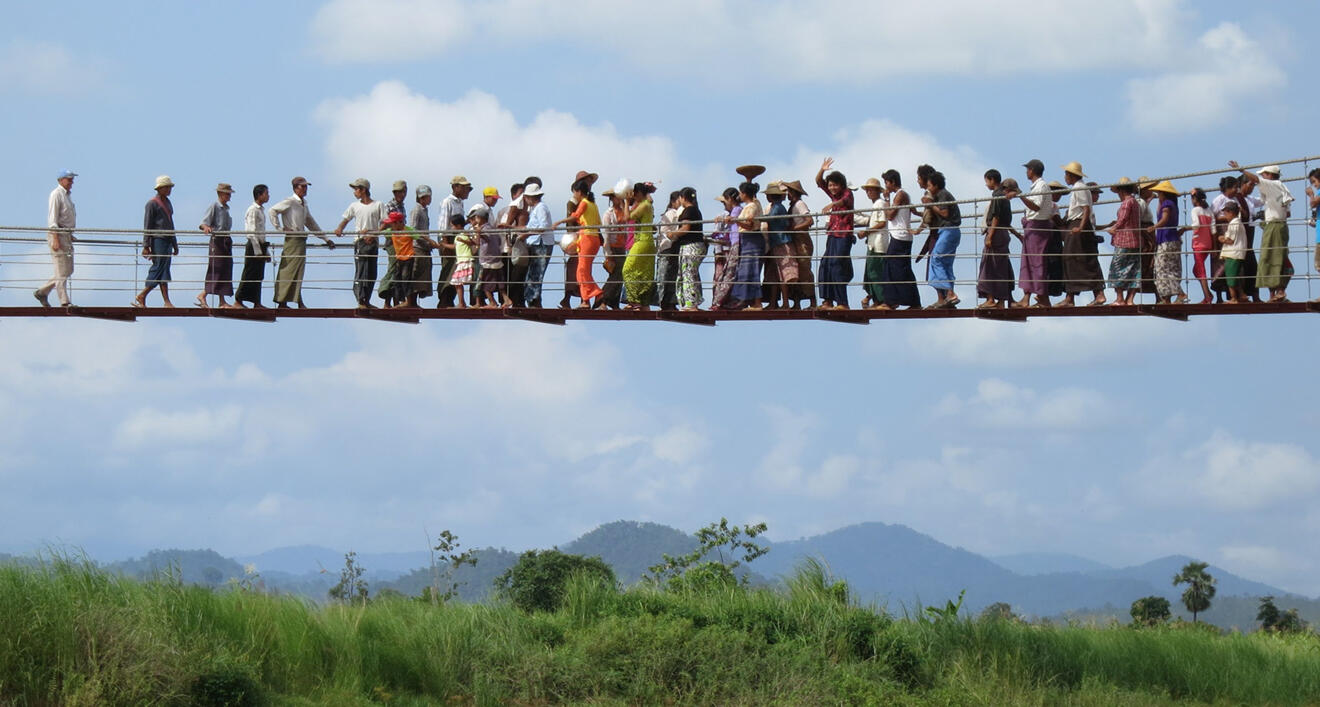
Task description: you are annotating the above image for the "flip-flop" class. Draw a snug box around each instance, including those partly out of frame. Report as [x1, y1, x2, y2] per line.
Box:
[130, 298, 144, 309]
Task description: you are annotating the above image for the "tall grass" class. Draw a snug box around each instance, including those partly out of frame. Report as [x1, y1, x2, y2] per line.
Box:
[1, 557, 1318, 705]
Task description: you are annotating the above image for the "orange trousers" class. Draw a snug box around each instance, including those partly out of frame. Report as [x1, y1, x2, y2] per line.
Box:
[576, 234, 603, 300]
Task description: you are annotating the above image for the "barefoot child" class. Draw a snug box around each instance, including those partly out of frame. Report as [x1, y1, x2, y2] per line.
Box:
[1185, 188, 1214, 304]
[450, 207, 483, 308]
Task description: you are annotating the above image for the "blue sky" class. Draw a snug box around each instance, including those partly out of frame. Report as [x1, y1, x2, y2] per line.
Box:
[2, 1, 1319, 596]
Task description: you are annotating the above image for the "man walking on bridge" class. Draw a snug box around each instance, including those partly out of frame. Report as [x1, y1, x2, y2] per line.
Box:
[35, 169, 77, 308]
[269, 176, 334, 308]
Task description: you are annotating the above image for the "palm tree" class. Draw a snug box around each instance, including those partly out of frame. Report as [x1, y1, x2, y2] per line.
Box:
[1172, 561, 1216, 624]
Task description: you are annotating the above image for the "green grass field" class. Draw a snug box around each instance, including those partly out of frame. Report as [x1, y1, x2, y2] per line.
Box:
[2, 559, 1318, 706]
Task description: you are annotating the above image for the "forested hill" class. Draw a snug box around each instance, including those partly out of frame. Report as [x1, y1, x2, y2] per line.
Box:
[5, 520, 1314, 631]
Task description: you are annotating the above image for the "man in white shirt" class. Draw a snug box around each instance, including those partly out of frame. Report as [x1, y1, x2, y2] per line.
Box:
[1231, 161, 1293, 301]
[235, 184, 271, 308]
[521, 180, 554, 308]
[1059, 161, 1105, 306]
[35, 169, 78, 307]
[334, 178, 387, 308]
[434, 176, 472, 307]
[1015, 159, 1055, 307]
[269, 176, 334, 308]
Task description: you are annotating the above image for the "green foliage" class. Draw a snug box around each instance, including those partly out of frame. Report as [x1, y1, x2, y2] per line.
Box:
[494, 549, 616, 613]
[784, 556, 851, 606]
[645, 518, 769, 588]
[923, 589, 965, 624]
[5, 557, 1320, 705]
[1172, 561, 1216, 623]
[1259, 596, 1310, 634]
[426, 529, 478, 604]
[328, 551, 368, 606]
[1131, 596, 1172, 627]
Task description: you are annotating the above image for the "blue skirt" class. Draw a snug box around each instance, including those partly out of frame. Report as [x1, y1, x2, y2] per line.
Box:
[733, 234, 765, 302]
[817, 235, 854, 305]
[146, 236, 174, 285]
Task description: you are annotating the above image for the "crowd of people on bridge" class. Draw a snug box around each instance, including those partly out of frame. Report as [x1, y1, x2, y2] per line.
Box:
[32, 158, 1320, 311]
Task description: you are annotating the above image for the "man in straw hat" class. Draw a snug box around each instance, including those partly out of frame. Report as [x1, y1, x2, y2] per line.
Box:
[762, 181, 794, 308]
[269, 176, 334, 308]
[1230, 160, 1294, 301]
[196, 182, 238, 309]
[1059, 162, 1106, 306]
[133, 175, 179, 308]
[855, 177, 888, 308]
[35, 169, 78, 308]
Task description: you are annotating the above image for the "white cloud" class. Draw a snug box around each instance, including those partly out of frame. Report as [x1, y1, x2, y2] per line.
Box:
[1137, 432, 1320, 512]
[935, 378, 1111, 431]
[1218, 544, 1297, 576]
[314, 82, 682, 199]
[309, 0, 1197, 80]
[900, 316, 1216, 367]
[755, 407, 866, 500]
[0, 40, 106, 96]
[1126, 23, 1286, 133]
[115, 405, 242, 449]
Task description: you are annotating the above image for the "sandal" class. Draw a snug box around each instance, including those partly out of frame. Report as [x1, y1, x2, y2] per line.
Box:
[130, 297, 145, 309]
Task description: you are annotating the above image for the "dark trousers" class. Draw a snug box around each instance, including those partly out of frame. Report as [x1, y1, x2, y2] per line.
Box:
[601, 250, 626, 308]
[508, 257, 530, 307]
[560, 254, 580, 305]
[353, 239, 378, 304]
[235, 241, 269, 305]
[654, 246, 678, 308]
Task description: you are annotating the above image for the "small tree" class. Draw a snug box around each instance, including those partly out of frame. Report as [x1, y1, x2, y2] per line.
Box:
[1257, 596, 1281, 632]
[1130, 596, 1172, 627]
[328, 551, 369, 606]
[1259, 596, 1308, 634]
[1274, 608, 1307, 634]
[644, 518, 769, 588]
[426, 529, 478, 604]
[980, 602, 1016, 622]
[1172, 561, 1216, 624]
[494, 549, 616, 613]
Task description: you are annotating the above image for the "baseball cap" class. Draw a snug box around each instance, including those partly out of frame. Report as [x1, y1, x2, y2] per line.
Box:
[57, 169, 78, 180]
[483, 186, 501, 199]
[349, 178, 370, 190]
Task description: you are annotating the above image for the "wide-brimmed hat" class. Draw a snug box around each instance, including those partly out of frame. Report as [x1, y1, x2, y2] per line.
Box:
[450, 175, 472, 187]
[782, 179, 808, 196]
[859, 177, 883, 191]
[1137, 176, 1155, 191]
[523, 183, 544, 197]
[1110, 177, 1136, 193]
[735, 164, 766, 182]
[1258, 165, 1282, 176]
[383, 211, 406, 225]
[1149, 180, 1180, 196]
[573, 170, 599, 185]
[154, 175, 174, 190]
[1047, 180, 1066, 191]
[392, 180, 407, 192]
[764, 182, 787, 196]
[349, 178, 370, 190]
[216, 182, 235, 194]
[1062, 161, 1086, 178]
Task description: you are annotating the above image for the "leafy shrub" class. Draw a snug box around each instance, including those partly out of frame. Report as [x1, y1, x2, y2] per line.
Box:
[189, 667, 265, 707]
[493, 550, 616, 613]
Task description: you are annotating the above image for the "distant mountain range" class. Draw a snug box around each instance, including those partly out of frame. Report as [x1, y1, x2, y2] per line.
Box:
[7, 520, 1315, 631]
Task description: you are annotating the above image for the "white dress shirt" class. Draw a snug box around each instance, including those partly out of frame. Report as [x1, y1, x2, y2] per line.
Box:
[268, 195, 323, 233]
[244, 203, 267, 250]
[1024, 178, 1055, 221]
